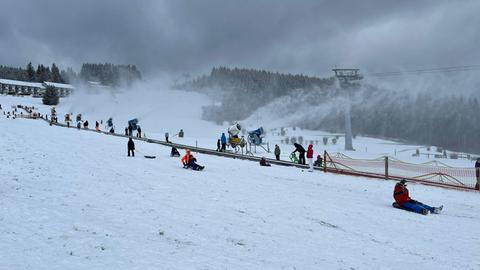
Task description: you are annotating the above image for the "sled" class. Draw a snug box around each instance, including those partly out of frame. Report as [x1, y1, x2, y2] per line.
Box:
[392, 202, 427, 215]
[183, 165, 205, 171]
[289, 153, 299, 163]
[144, 155, 156, 159]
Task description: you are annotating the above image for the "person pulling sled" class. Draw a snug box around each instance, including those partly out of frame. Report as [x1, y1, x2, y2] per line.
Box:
[393, 179, 443, 215]
[181, 149, 204, 171]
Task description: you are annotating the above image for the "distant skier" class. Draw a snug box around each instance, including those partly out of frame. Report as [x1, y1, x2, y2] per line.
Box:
[307, 144, 314, 171]
[127, 137, 135, 157]
[314, 154, 323, 167]
[137, 126, 142, 138]
[109, 127, 115, 133]
[274, 144, 281, 161]
[259, 157, 271, 167]
[124, 127, 128, 136]
[216, 139, 221, 152]
[95, 121, 100, 132]
[165, 132, 169, 143]
[393, 179, 443, 215]
[181, 149, 204, 171]
[77, 122, 81, 129]
[170, 146, 180, 157]
[475, 158, 480, 190]
[220, 133, 227, 152]
[128, 124, 133, 137]
[83, 120, 89, 129]
[292, 143, 306, 165]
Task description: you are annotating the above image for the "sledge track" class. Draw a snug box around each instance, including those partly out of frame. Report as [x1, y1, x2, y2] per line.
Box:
[19, 107, 477, 192]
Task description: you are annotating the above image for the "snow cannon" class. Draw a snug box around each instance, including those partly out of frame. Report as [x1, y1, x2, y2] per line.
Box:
[228, 122, 242, 137]
[248, 127, 265, 145]
[128, 118, 139, 130]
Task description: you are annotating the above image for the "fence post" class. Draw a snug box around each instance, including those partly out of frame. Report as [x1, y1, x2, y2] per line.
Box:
[385, 156, 389, 180]
[323, 150, 327, 173]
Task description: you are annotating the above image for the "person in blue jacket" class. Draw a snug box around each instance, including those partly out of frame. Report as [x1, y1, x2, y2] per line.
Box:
[220, 133, 227, 152]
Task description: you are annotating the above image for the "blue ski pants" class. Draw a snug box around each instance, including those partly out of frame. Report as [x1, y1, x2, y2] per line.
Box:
[403, 200, 435, 214]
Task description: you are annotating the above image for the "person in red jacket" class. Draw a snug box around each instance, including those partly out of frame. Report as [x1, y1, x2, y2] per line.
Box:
[306, 144, 314, 172]
[393, 179, 442, 215]
[181, 149, 204, 171]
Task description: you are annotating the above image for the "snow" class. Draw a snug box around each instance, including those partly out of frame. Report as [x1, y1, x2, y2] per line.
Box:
[0, 79, 44, 88]
[0, 94, 479, 269]
[43, 81, 75, 89]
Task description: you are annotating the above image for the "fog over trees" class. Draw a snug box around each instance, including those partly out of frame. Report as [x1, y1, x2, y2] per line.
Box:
[184, 67, 480, 154]
[0, 62, 141, 86]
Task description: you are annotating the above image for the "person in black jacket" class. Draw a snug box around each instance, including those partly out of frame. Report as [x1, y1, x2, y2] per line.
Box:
[128, 124, 133, 137]
[292, 143, 306, 165]
[127, 137, 135, 157]
[137, 126, 142, 138]
[259, 157, 271, 167]
[476, 158, 480, 190]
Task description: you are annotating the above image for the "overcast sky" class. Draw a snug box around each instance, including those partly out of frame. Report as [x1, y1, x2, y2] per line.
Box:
[1, 0, 479, 77]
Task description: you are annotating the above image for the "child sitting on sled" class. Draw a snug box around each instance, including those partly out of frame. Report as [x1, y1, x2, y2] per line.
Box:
[181, 149, 204, 171]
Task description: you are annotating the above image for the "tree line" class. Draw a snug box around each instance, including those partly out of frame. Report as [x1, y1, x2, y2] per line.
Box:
[0, 62, 142, 86]
[317, 89, 480, 154]
[79, 63, 141, 86]
[183, 66, 334, 122]
[183, 66, 480, 154]
[0, 63, 68, 83]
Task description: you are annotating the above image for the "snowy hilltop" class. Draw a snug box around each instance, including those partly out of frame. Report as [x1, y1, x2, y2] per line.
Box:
[0, 92, 479, 270]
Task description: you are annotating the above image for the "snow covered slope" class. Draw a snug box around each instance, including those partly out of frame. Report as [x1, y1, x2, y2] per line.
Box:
[0, 100, 479, 269]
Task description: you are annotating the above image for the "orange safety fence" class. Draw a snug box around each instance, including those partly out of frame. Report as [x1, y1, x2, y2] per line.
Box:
[325, 152, 478, 190]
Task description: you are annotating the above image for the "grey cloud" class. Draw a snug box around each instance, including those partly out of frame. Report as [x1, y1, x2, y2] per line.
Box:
[1, 0, 479, 77]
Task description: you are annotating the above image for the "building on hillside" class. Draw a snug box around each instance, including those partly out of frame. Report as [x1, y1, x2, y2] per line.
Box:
[0, 79, 74, 97]
[0, 79, 45, 96]
[42, 82, 74, 97]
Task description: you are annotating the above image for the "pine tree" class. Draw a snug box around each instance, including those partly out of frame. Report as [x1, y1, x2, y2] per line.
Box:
[42, 86, 59, 105]
[26, 62, 35, 82]
[51, 63, 62, 83]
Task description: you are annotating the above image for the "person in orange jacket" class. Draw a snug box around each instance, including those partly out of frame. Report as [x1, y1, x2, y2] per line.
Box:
[181, 149, 204, 171]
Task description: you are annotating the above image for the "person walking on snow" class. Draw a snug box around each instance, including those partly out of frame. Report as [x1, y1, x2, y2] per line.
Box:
[165, 132, 169, 143]
[127, 137, 135, 157]
[137, 126, 142, 138]
[274, 144, 281, 161]
[292, 143, 306, 165]
[393, 179, 443, 215]
[181, 149, 204, 171]
[307, 144, 314, 171]
[475, 158, 480, 190]
[95, 121, 100, 132]
[83, 120, 89, 129]
[220, 133, 227, 152]
[216, 139, 221, 152]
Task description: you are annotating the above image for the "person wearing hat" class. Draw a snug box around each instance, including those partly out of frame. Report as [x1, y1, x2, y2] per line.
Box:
[393, 179, 443, 215]
[181, 149, 204, 171]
